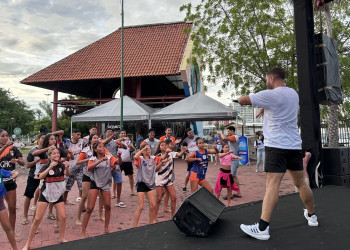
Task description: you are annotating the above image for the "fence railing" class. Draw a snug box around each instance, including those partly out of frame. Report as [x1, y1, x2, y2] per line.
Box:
[320, 121, 350, 147]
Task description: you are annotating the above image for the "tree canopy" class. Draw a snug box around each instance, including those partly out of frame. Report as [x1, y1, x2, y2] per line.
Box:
[181, 0, 350, 118]
[0, 88, 35, 135]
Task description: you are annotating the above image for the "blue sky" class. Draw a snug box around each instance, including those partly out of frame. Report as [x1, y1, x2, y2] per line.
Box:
[0, 0, 230, 111]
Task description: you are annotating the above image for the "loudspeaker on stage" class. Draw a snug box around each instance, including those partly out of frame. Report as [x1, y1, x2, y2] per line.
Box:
[173, 187, 225, 237]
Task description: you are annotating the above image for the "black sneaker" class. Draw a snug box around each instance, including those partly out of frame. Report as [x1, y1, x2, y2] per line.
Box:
[182, 187, 187, 192]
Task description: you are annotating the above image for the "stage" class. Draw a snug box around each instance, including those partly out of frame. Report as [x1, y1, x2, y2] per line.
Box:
[39, 186, 350, 250]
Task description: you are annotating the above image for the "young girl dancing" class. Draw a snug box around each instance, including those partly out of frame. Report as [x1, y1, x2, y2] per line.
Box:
[185, 138, 218, 193]
[81, 142, 122, 238]
[215, 144, 241, 207]
[23, 148, 70, 250]
[154, 140, 187, 218]
[75, 134, 105, 225]
[133, 145, 165, 227]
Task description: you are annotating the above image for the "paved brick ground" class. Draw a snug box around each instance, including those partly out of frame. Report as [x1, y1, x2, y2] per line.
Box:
[1, 157, 296, 249]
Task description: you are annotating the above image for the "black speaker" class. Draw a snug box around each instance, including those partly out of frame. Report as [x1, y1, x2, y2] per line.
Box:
[321, 147, 350, 175]
[324, 175, 350, 186]
[173, 187, 225, 237]
[314, 33, 342, 105]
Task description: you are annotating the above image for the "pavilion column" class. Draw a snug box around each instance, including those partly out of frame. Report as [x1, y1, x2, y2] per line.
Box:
[136, 78, 141, 99]
[52, 83, 58, 132]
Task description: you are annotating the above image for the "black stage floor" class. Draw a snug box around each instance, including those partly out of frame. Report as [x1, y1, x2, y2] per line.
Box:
[40, 186, 350, 250]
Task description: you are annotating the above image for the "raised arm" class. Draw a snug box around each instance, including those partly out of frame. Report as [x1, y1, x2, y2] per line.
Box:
[185, 152, 201, 162]
[175, 145, 188, 158]
[238, 96, 252, 106]
[87, 156, 108, 172]
[207, 144, 219, 155]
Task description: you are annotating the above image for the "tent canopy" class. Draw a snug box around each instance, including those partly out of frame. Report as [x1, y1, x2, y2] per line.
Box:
[71, 95, 155, 122]
[150, 92, 237, 121]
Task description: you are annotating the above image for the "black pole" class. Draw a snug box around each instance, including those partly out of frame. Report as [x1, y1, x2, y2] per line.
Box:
[293, 0, 322, 188]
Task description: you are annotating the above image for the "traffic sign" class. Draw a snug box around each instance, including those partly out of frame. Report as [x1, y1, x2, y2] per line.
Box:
[12, 134, 16, 139]
[14, 127, 21, 135]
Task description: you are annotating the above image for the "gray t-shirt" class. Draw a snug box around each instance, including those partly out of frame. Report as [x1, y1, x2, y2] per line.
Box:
[105, 140, 118, 158]
[250, 86, 302, 149]
[79, 146, 93, 178]
[143, 138, 159, 155]
[89, 155, 119, 191]
[135, 156, 157, 190]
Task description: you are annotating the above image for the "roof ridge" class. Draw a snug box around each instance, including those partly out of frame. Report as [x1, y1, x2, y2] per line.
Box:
[120, 21, 192, 30]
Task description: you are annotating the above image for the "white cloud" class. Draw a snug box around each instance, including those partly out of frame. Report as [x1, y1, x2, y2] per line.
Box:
[2, 0, 222, 112]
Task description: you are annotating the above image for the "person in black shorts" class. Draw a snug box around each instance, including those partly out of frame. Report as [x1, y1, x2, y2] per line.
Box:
[238, 68, 318, 240]
[23, 148, 70, 250]
[118, 130, 136, 196]
[22, 133, 46, 225]
[0, 129, 25, 241]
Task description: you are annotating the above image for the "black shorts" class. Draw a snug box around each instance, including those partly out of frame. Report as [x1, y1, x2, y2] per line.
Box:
[24, 177, 40, 198]
[187, 162, 193, 172]
[38, 193, 64, 204]
[82, 174, 91, 183]
[90, 180, 101, 190]
[136, 182, 152, 193]
[4, 180, 17, 192]
[121, 162, 133, 176]
[265, 146, 303, 173]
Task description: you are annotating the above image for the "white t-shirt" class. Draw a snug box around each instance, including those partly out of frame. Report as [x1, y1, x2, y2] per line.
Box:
[118, 140, 133, 162]
[249, 87, 302, 150]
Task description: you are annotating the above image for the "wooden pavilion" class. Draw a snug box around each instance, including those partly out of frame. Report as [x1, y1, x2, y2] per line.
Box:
[21, 21, 202, 131]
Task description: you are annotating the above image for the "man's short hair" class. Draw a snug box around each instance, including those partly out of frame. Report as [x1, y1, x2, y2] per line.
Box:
[120, 129, 126, 133]
[227, 126, 236, 132]
[105, 128, 113, 133]
[266, 67, 285, 80]
[72, 129, 81, 134]
[90, 126, 97, 129]
[148, 128, 155, 133]
[186, 128, 192, 133]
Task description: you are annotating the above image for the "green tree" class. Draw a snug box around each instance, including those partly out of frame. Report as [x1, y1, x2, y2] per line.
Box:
[182, 0, 350, 144]
[181, 0, 297, 96]
[0, 88, 35, 135]
[313, 0, 350, 146]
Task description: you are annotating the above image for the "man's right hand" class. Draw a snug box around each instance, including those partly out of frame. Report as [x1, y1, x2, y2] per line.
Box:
[256, 108, 264, 118]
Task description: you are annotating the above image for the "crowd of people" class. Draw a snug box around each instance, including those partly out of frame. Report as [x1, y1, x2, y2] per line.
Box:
[0, 67, 320, 248]
[0, 125, 244, 250]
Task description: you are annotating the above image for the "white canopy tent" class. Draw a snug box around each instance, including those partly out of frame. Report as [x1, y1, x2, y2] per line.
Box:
[150, 92, 237, 121]
[71, 95, 155, 128]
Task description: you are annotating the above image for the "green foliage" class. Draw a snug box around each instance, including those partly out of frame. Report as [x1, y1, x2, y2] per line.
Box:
[0, 88, 35, 135]
[181, 0, 350, 119]
[181, 0, 297, 96]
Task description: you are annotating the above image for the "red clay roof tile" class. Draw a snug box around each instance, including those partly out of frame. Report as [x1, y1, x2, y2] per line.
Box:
[21, 22, 192, 84]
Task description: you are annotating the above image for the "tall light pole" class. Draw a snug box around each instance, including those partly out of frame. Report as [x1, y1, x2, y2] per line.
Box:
[44, 93, 51, 103]
[10, 117, 15, 136]
[120, 0, 124, 130]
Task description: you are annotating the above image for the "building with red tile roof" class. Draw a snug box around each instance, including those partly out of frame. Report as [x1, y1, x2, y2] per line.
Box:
[21, 21, 203, 130]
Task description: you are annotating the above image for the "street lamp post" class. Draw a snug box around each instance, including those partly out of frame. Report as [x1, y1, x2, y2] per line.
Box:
[10, 117, 15, 136]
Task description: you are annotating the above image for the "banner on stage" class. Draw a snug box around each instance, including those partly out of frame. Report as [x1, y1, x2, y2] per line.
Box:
[238, 136, 249, 166]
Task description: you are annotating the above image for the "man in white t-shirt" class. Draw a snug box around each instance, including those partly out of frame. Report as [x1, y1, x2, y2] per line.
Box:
[238, 67, 318, 240]
[118, 129, 136, 196]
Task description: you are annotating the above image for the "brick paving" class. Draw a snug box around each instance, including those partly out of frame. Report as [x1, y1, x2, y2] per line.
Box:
[1, 157, 296, 249]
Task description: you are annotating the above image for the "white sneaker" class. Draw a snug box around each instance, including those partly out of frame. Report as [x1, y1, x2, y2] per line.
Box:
[115, 202, 126, 208]
[240, 223, 270, 240]
[304, 209, 318, 226]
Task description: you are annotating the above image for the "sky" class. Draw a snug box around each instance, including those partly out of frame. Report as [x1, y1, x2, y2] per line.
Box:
[0, 0, 232, 112]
